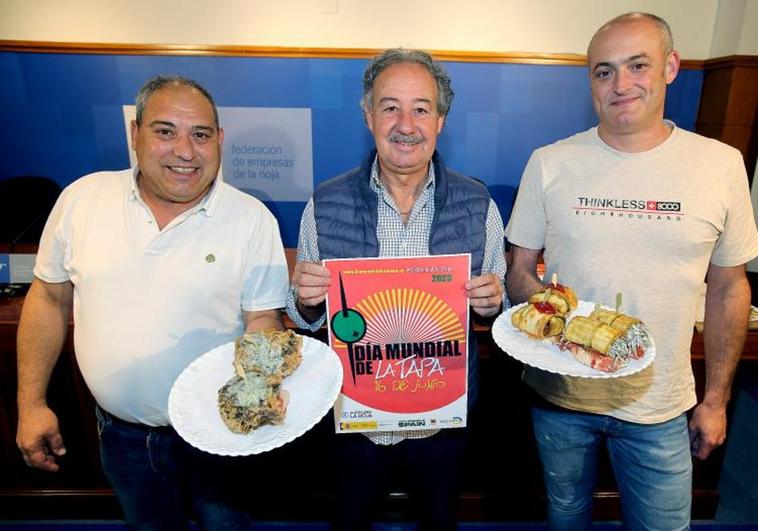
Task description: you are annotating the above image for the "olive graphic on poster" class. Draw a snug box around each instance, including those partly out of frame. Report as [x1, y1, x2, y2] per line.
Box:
[330, 273, 366, 385]
[331, 308, 366, 342]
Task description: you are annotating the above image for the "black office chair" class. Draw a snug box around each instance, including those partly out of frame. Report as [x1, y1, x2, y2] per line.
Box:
[0, 176, 62, 248]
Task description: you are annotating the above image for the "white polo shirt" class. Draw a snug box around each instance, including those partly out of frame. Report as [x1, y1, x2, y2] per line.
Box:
[34, 168, 289, 426]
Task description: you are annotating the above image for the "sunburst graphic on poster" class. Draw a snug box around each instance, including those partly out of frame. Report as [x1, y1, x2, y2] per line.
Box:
[325, 254, 471, 431]
[332, 288, 465, 348]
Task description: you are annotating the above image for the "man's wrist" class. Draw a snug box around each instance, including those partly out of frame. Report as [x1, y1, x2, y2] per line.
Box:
[17, 397, 48, 413]
[296, 298, 325, 324]
[472, 302, 502, 324]
[700, 392, 731, 410]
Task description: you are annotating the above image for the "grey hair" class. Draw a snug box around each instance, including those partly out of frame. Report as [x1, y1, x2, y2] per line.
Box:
[360, 48, 454, 117]
[588, 12, 674, 60]
[135, 75, 219, 128]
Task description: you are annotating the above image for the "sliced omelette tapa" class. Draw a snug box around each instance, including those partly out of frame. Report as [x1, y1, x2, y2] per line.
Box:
[233, 329, 303, 383]
[217, 374, 285, 433]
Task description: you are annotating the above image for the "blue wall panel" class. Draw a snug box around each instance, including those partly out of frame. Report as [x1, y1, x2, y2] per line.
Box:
[0, 52, 702, 247]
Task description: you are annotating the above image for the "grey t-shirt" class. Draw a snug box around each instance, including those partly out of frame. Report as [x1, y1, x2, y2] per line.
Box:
[505, 123, 758, 423]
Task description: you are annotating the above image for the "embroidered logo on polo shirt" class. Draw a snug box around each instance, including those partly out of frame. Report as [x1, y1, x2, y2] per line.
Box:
[205, 253, 216, 263]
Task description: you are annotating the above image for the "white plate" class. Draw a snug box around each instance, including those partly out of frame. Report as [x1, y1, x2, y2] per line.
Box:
[168, 335, 343, 456]
[492, 300, 656, 378]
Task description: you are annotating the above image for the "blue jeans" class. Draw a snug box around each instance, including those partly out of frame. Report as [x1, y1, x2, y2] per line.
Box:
[532, 405, 692, 531]
[96, 406, 253, 531]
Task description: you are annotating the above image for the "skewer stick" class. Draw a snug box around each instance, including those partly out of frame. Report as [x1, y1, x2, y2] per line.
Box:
[551, 273, 558, 286]
[615, 292, 622, 312]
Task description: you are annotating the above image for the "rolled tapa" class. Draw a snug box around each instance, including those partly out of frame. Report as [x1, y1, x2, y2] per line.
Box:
[528, 283, 578, 315]
[512, 302, 566, 340]
[589, 308, 639, 330]
[564, 316, 622, 354]
[588, 308, 651, 360]
[561, 316, 628, 372]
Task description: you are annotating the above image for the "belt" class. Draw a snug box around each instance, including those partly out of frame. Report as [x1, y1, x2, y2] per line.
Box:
[95, 405, 174, 433]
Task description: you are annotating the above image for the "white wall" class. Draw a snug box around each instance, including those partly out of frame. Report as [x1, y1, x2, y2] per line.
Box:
[739, 0, 758, 54]
[748, 158, 758, 273]
[0, 0, 754, 59]
[710, 0, 758, 57]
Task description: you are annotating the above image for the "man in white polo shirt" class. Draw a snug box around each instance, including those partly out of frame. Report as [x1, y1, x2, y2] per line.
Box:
[16, 75, 289, 530]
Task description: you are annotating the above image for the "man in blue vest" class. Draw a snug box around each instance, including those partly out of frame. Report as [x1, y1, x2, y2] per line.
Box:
[286, 48, 506, 531]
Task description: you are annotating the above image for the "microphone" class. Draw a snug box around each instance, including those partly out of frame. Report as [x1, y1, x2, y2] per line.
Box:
[9, 211, 47, 254]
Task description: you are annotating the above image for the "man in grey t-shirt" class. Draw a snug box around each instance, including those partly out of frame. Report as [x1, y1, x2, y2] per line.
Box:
[505, 12, 758, 531]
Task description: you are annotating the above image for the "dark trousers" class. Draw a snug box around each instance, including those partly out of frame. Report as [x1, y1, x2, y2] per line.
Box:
[96, 406, 253, 531]
[333, 428, 468, 531]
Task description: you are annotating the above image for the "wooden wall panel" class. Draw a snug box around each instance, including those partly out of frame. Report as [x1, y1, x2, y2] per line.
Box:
[0, 40, 704, 68]
[696, 56, 758, 181]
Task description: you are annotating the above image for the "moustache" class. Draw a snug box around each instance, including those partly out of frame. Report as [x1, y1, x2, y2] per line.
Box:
[388, 133, 424, 145]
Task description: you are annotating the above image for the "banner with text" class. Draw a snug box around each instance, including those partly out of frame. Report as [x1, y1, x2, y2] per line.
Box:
[123, 106, 313, 202]
[325, 254, 471, 434]
[0, 254, 35, 284]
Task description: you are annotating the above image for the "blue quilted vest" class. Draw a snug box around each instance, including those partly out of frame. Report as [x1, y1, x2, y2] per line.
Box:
[313, 150, 490, 409]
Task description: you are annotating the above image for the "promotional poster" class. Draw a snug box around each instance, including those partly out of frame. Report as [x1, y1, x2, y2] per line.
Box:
[324, 254, 471, 433]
